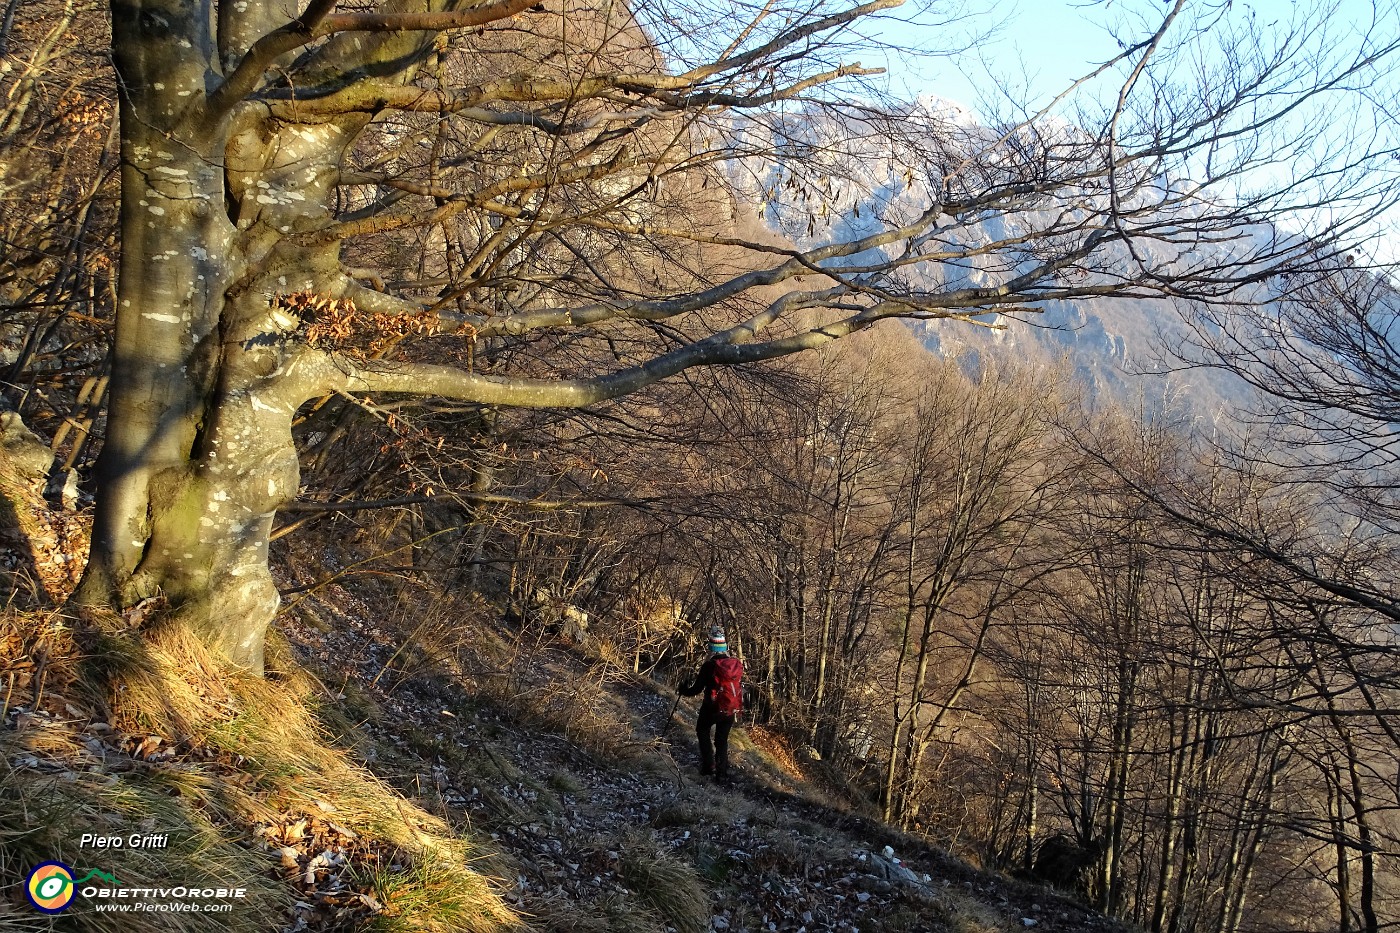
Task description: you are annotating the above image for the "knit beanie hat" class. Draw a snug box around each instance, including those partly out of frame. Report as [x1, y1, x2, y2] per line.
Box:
[708, 627, 728, 653]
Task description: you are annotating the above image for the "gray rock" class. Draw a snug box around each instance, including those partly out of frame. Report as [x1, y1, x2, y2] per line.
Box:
[0, 411, 52, 483]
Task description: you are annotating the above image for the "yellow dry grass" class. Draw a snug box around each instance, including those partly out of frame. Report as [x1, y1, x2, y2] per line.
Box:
[617, 831, 711, 933]
[0, 609, 523, 933]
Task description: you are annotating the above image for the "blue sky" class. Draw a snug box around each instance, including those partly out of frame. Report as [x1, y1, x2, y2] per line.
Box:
[858, 0, 1399, 260]
[864, 0, 1124, 115]
[862, 0, 1396, 119]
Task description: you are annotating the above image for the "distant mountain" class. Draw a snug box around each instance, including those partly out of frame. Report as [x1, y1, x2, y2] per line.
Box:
[721, 96, 1268, 423]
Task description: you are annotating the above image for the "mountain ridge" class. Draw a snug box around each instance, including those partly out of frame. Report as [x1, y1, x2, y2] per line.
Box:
[721, 97, 1275, 420]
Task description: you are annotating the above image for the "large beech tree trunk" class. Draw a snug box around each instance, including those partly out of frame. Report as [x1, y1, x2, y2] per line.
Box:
[77, 0, 377, 671]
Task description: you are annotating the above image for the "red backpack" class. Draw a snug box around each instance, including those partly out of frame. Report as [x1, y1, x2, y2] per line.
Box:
[709, 656, 744, 716]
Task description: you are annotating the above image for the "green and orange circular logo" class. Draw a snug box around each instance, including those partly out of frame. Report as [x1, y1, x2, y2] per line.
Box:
[26, 861, 76, 913]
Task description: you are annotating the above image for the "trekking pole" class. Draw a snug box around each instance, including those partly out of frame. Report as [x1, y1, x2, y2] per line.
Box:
[660, 691, 683, 738]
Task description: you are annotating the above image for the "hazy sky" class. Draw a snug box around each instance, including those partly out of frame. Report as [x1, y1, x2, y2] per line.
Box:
[865, 0, 1394, 118]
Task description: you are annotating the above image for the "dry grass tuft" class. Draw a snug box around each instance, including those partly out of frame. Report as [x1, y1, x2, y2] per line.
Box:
[617, 831, 710, 933]
[483, 658, 665, 770]
[945, 895, 1012, 933]
[0, 728, 289, 931]
[360, 855, 520, 933]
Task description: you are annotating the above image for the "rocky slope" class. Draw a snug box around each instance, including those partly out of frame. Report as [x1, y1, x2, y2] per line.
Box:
[724, 96, 1272, 422]
[269, 541, 1127, 933]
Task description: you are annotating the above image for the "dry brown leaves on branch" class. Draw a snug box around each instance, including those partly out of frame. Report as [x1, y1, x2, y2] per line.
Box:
[275, 292, 444, 360]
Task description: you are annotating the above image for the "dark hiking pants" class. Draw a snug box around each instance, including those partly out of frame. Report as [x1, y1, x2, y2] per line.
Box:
[696, 705, 734, 777]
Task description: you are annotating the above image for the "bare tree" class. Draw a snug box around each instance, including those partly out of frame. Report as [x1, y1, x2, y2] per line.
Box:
[880, 361, 1066, 827]
[71, 0, 1400, 670]
[1, 1, 116, 468]
[1174, 264, 1400, 613]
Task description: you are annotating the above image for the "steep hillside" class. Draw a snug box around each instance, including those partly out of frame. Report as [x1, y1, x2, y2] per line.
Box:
[274, 567, 1129, 933]
[0, 469, 1121, 932]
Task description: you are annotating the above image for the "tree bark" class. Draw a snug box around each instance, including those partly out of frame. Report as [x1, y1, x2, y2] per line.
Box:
[78, 0, 380, 669]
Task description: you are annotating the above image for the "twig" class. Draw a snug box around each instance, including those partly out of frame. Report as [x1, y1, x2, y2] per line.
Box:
[31, 647, 48, 710]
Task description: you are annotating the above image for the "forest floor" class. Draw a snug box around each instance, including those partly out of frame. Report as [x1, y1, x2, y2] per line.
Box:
[267, 559, 1124, 933]
[0, 471, 1122, 933]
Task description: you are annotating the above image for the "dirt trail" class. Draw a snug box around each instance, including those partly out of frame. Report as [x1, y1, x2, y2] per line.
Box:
[275, 598, 1122, 933]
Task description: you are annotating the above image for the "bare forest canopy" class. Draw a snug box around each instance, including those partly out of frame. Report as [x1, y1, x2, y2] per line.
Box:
[3, 0, 1400, 931]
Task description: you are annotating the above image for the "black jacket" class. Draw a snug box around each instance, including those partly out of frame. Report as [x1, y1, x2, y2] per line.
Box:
[681, 653, 732, 708]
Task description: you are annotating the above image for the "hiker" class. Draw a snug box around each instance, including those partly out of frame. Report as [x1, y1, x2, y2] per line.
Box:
[679, 627, 743, 782]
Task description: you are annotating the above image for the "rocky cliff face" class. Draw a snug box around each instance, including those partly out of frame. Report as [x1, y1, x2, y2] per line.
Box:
[722, 95, 1274, 421]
